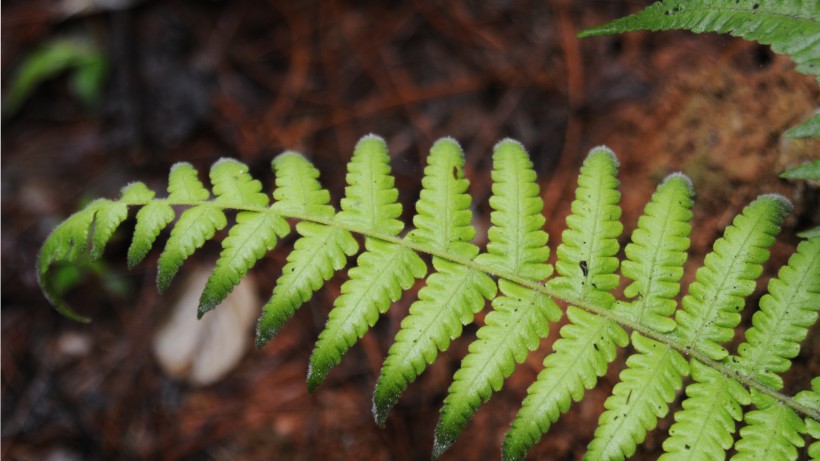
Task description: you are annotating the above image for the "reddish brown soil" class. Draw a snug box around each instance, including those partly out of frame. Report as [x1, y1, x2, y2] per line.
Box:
[3, 1, 818, 460]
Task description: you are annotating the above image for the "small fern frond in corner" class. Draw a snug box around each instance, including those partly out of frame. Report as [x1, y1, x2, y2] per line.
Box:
[578, 0, 820, 78]
[433, 139, 560, 459]
[503, 147, 626, 461]
[373, 138, 496, 427]
[307, 136, 426, 392]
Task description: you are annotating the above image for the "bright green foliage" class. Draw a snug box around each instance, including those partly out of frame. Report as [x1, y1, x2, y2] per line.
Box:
[733, 391, 806, 461]
[503, 146, 624, 461]
[308, 238, 426, 391]
[157, 163, 228, 292]
[584, 174, 694, 460]
[662, 359, 752, 460]
[503, 307, 628, 461]
[122, 183, 174, 269]
[35, 134, 819, 460]
[547, 146, 622, 307]
[578, 0, 820, 79]
[336, 135, 404, 235]
[374, 138, 495, 426]
[795, 378, 820, 460]
[308, 135, 426, 391]
[435, 280, 561, 459]
[675, 194, 792, 360]
[257, 153, 357, 346]
[373, 258, 496, 426]
[474, 139, 551, 280]
[616, 173, 693, 332]
[37, 199, 125, 322]
[407, 137, 478, 256]
[433, 140, 558, 458]
[199, 159, 288, 314]
[735, 238, 820, 389]
[587, 333, 689, 460]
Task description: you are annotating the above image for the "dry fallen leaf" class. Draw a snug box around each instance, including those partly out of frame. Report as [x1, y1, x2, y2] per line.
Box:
[153, 267, 260, 386]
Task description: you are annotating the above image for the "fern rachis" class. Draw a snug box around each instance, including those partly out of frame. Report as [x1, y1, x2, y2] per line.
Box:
[37, 134, 819, 460]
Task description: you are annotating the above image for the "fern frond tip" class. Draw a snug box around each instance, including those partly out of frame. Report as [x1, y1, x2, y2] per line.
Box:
[432, 136, 464, 153]
[588, 145, 620, 166]
[662, 171, 694, 193]
[493, 137, 526, 153]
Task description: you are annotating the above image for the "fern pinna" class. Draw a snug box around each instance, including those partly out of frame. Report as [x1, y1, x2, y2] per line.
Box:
[38, 135, 819, 460]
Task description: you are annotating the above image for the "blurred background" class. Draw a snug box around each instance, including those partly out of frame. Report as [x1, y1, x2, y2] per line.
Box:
[2, 1, 818, 459]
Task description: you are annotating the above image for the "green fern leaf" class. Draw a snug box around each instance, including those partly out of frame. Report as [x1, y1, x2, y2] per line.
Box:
[795, 378, 820, 459]
[474, 139, 551, 279]
[434, 139, 558, 458]
[781, 159, 820, 181]
[586, 332, 689, 460]
[37, 198, 127, 322]
[435, 279, 561, 459]
[735, 238, 820, 389]
[256, 153, 357, 347]
[407, 137, 478, 256]
[583, 174, 694, 460]
[374, 138, 495, 426]
[373, 258, 496, 426]
[156, 163, 227, 292]
[617, 173, 693, 332]
[199, 159, 289, 314]
[675, 194, 792, 360]
[503, 146, 624, 461]
[121, 182, 174, 269]
[308, 238, 426, 391]
[336, 135, 404, 235]
[732, 390, 806, 461]
[307, 136, 425, 391]
[578, 0, 820, 78]
[661, 359, 752, 460]
[547, 146, 622, 306]
[503, 307, 628, 461]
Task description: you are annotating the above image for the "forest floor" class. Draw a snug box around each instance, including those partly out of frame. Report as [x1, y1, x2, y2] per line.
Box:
[2, 1, 818, 460]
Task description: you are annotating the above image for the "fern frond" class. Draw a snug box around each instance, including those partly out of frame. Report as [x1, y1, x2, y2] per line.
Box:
[578, 0, 820, 78]
[675, 194, 792, 361]
[308, 238, 425, 391]
[784, 113, 820, 139]
[122, 183, 174, 269]
[435, 280, 561, 459]
[156, 163, 227, 292]
[503, 146, 624, 461]
[373, 138, 496, 426]
[547, 146, 622, 307]
[434, 140, 558, 458]
[199, 160, 290, 315]
[336, 134, 404, 235]
[307, 136, 426, 391]
[474, 139, 551, 279]
[256, 153, 358, 346]
[503, 307, 628, 461]
[582, 174, 694, 460]
[795, 378, 820, 459]
[662, 359, 751, 460]
[735, 238, 820, 389]
[586, 332, 689, 460]
[732, 390, 806, 461]
[616, 173, 693, 332]
[407, 137, 478, 257]
[37, 198, 127, 321]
